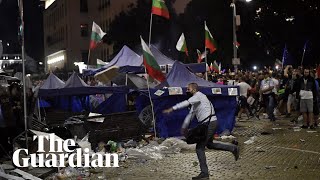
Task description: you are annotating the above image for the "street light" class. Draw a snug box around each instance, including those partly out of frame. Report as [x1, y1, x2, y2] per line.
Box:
[253, 65, 257, 71]
[231, 0, 252, 73]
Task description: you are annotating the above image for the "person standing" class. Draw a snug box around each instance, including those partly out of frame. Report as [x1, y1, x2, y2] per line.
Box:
[296, 69, 317, 129]
[260, 72, 276, 121]
[163, 83, 239, 180]
[237, 77, 252, 119]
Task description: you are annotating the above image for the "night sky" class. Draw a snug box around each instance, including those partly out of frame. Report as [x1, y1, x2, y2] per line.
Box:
[0, 0, 319, 68]
[0, 0, 43, 61]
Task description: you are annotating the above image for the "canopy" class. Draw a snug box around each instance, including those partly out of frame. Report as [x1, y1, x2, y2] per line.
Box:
[149, 45, 175, 65]
[40, 73, 65, 89]
[84, 45, 142, 76]
[39, 72, 128, 97]
[158, 61, 216, 88]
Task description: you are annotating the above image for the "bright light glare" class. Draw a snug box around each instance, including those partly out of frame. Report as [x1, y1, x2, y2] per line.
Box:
[246, 0, 252, 2]
[253, 66, 257, 70]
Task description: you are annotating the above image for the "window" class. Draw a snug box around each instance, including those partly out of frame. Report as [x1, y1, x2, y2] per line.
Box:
[80, 24, 88, 37]
[80, 0, 88, 13]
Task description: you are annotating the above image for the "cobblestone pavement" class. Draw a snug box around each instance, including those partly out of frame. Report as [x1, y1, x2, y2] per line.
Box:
[97, 116, 320, 180]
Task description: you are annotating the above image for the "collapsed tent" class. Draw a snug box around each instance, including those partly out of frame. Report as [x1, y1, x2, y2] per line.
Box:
[136, 62, 239, 138]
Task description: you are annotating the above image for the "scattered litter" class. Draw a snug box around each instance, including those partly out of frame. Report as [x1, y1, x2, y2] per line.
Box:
[265, 166, 277, 169]
[293, 127, 302, 132]
[244, 136, 256, 144]
[126, 138, 195, 160]
[300, 139, 305, 142]
[272, 128, 282, 130]
[219, 135, 236, 140]
[307, 131, 317, 133]
[294, 165, 298, 169]
[124, 139, 139, 148]
[11, 169, 42, 180]
[255, 147, 266, 152]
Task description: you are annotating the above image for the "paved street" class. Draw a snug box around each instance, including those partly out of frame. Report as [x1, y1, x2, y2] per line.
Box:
[97, 115, 320, 180]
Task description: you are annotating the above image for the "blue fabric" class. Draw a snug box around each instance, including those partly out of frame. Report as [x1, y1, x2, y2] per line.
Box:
[137, 87, 238, 138]
[39, 99, 51, 108]
[185, 63, 206, 73]
[118, 66, 146, 74]
[157, 61, 217, 88]
[95, 93, 127, 114]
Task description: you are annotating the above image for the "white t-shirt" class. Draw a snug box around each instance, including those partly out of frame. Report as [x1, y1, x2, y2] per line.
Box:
[272, 78, 279, 94]
[238, 82, 251, 98]
[261, 78, 275, 95]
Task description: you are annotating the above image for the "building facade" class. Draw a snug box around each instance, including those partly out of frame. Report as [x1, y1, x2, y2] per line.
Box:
[0, 54, 22, 70]
[42, 0, 190, 72]
[43, 0, 135, 72]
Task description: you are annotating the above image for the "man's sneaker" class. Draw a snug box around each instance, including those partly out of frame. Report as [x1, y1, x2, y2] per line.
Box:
[309, 125, 315, 129]
[314, 123, 318, 128]
[301, 125, 309, 129]
[285, 113, 291, 118]
[192, 172, 209, 180]
[232, 146, 240, 161]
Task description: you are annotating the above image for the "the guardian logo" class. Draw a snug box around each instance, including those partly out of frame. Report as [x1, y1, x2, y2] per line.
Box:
[12, 134, 119, 168]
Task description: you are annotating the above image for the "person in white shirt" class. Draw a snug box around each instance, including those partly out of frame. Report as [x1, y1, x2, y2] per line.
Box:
[260, 72, 276, 121]
[237, 77, 252, 118]
[163, 83, 239, 180]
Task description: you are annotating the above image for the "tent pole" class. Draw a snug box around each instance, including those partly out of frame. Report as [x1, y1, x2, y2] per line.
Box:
[38, 98, 41, 122]
[18, 0, 28, 149]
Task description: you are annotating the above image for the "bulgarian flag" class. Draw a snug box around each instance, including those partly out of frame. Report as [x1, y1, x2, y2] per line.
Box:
[205, 22, 217, 53]
[152, 0, 170, 19]
[212, 61, 219, 73]
[176, 33, 188, 56]
[141, 37, 166, 82]
[90, 22, 106, 50]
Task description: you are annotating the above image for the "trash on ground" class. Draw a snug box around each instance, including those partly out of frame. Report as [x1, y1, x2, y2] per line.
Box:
[293, 127, 302, 132]
[255, 147, 266, 152]
[126, 138, 195, 160]
[265, 166, 277, 169]
[244, 136, 256, 144]
[219, 135, 236, 140]
[272, 128, 282, 130]
[307, 131, 317, 133]
[300, 139, 305, 142]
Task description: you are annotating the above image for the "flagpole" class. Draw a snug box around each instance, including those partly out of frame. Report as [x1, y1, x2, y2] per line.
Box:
[301, 48, 306, 67]
[145, 24, 158, 137]
[148, 13, 153, 47]
[205, 48, 208, 80]
[86, 49, 91, 68]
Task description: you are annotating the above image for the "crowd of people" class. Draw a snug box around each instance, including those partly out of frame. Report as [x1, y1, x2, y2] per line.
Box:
[205, 65, 320, 129]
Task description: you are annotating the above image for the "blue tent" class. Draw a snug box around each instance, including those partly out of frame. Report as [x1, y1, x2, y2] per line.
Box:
[38, 72, 129, 114]
[158, 61, 216, 88]
[83, 45, 142, 76]
[136, 62, 239, 138]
